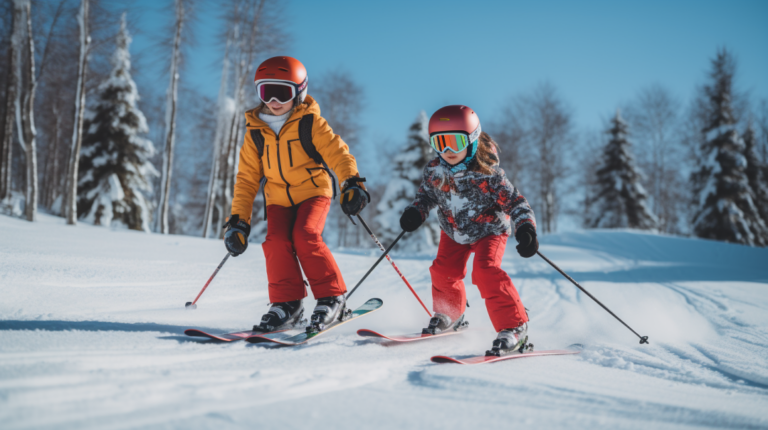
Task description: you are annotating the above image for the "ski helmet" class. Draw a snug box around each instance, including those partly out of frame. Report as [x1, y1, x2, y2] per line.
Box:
[254, 56, 308, 106]
[428, 105, 482, 172]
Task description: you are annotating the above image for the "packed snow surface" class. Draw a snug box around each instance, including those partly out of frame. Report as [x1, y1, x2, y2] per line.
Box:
[1, 214, 767, 429]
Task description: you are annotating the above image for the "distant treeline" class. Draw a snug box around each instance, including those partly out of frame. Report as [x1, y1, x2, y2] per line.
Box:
[1, 0, 767, 248]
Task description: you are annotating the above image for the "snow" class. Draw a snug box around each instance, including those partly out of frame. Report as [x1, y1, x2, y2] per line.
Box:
[1, 214, 767, 429]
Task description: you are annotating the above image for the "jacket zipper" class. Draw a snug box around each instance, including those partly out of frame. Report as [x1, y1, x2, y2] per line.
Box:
[264, 117, 301, 206]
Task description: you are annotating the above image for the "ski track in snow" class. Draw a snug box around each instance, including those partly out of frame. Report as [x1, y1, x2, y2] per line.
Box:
[1, 215, 768, 429]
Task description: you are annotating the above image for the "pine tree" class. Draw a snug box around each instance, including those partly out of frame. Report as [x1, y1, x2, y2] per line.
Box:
[77, 14, 158, 231]
[374, 111, 441, 251]
[743, 124, 768, 235]
[587, 110, 657, 229]
[690, 49, 768, 246]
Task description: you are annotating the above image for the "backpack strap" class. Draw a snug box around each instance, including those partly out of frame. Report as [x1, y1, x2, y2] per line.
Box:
[250, 129, 265, 157]
[259, 176, 268, 220]
[248, 129, 268, 219]
[298, 114, 337, 199]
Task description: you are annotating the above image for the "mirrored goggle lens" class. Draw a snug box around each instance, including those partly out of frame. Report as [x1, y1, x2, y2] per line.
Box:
[430, 133, 470, 153]
[259, 83, 295, 104]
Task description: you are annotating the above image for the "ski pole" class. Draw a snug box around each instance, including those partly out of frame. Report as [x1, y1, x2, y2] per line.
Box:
[346, 230, 406, 302]
[357, 215, 431, 317]
[537, 251, 649, 344]
[185, 253, 230, 309]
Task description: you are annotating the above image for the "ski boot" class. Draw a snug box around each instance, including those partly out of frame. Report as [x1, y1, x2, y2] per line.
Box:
[253, 299, 306, 333]
[485, 323, 532, 357]
[422, 313, 469, 335]
[306, 295, 350, 334]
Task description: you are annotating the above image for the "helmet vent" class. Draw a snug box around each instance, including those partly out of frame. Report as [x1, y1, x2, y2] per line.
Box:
[278, 67, 289, 72]
[258, 67, 267, 71]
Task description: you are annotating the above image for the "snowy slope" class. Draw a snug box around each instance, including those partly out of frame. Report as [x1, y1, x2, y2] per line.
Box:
[1, 214, 767, 429]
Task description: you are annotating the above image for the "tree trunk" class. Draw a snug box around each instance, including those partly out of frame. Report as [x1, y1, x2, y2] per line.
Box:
[21, 0, 37, 221]
[219, 101, 241, 237]
[215, 39, 243, 239]
[64, 0, 89, 225]
[43, 103, 62, 208]
[0, 3, 23, 202]
[157, 0, 184, 234]
[202, 35, 232, 238]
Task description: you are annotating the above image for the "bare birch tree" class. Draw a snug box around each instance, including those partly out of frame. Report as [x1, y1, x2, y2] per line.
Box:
[63, 0, 90, 225]
[491, 84, 575, 233]
[623, 84, 686, 233]
[156, 0, 191, 234]
[17, 0, 38, 221]
[488, 102, 528, 186]
[508, 83, 574, 233]
[0, 4, 8, 193]
[0, 0, 23, 204]
[201, 31, 233, 237]
[34, 0, 70, 211]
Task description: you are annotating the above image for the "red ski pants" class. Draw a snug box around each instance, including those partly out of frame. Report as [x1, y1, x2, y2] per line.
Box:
[262, 196, 346, 303]
[430, 231, 528, 332]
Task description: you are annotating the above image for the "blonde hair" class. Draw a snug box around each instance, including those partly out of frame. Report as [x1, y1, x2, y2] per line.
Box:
[470, 132, 500, 174]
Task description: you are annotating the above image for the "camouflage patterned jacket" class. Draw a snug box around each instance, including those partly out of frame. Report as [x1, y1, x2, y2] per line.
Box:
[409, 158, 536, 245]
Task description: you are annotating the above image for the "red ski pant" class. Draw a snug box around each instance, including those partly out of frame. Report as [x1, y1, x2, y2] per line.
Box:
[430, 231, 528, 332]
[262, 196, 346, 303]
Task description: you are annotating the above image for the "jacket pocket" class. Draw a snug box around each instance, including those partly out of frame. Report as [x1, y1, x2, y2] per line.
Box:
[306, 168, 320, 187]
[265, 145, 271, 169]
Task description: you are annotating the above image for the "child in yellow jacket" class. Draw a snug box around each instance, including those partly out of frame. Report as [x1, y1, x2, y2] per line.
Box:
[223, 56, 369, 333]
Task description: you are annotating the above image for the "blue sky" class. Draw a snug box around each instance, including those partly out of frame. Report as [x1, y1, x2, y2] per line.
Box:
[131, 0, 768, 159]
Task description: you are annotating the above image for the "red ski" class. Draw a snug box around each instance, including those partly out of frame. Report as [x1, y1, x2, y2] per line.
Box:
[184, 329, 283, 342]
[431, 348, 580, 365]
[357, 328, 468, 343]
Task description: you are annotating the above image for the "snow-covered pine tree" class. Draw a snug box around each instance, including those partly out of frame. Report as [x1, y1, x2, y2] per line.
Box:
[587, 110, 657, 229]
[374, 111, 440, 251]
[743, 124, 768, 236]
[690, 49, 768, 246]
[77, 14, 158, 231]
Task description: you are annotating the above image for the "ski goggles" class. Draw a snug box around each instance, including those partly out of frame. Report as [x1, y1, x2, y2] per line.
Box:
[255, 78, 308, 104]
[429, 125, 481, 154]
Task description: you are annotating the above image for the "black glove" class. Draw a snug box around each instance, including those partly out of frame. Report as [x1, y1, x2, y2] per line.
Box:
[400, 207, 423, 232]
[515, 223, 538, 258]
[340, 177, 370, 216]
[223, 214, 251, 257]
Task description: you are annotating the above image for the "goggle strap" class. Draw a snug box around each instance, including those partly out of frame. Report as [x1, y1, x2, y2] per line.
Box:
[468, 124, 481, 143]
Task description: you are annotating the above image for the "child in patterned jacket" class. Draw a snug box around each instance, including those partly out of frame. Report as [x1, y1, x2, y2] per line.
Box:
[399, 105, 539, 356]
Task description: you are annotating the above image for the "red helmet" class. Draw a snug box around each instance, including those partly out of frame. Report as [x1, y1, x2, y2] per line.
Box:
[428, 105, 481, 142]
[254, 56, 308, 105]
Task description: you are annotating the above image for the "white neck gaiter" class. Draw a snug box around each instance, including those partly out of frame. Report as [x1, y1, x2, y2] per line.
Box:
[259, 110, 292, 135]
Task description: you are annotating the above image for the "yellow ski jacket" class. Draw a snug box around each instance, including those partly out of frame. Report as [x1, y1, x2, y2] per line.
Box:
[231, 95, 359, 222]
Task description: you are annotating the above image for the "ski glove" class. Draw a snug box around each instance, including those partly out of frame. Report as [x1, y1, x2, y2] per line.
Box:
[340, 177, 370, 216]
[515, 223, 538, 258]
[400, 207, 423, 232]
[223, 214, 251, 257]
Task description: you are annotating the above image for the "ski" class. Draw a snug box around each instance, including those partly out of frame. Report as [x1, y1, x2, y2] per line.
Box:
[357, 327, 468, 343]
[185, 311, 309, 342]
[431, 345, 582, 365]
[184, 329, 275, 342]
[246, 298, 383, 346]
